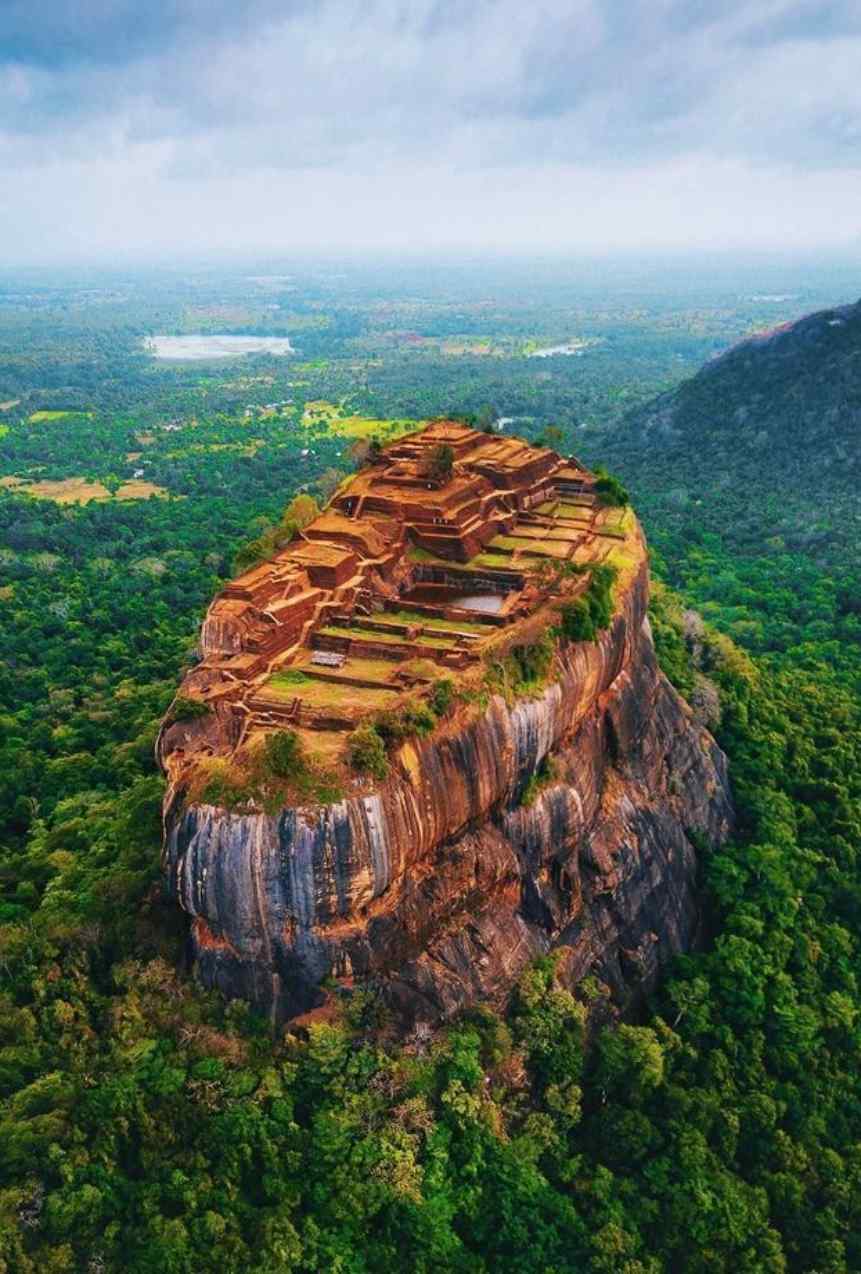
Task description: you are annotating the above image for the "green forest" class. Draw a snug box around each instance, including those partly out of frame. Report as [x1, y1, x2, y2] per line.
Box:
[0, 263, 860, 1272]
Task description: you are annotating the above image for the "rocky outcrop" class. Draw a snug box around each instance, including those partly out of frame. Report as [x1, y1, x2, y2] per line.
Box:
[163, 560, 733, 1026]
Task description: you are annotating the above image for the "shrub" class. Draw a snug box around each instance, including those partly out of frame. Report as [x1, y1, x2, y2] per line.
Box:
[400, 658, 439, 681]
[347, 725, 389, 780]
[374, 700, 436, 748]
[536, 424, 565, 451]
[587, 564, 616, 629]
[424, 444, 454, 482]
[261, 729, 303, 779]
[559, 597, 595, 642]
[511, 635, 554, 686]
[231, 494, 320, 572]
[485, 634, 556, 702]
[404, 701, 436, 737]
[198, 759, 256, 809]
[558, 565, 617, 644]
[166, 695, 211, 726]
[430, 677, 455, 716]
[593, 466, 629, 507]
[520, 755, 557, 807]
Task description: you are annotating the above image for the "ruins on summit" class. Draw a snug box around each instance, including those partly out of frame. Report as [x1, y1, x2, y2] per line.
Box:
[162, 421, 632, 773]
[159, 420, 734, 1026]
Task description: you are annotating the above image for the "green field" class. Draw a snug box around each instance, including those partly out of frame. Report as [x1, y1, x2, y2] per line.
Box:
[28, 409, 94, 423]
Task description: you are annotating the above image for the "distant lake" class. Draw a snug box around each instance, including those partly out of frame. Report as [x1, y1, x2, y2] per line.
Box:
[528, 342, 587, 358]
[145, 334, 295, 360]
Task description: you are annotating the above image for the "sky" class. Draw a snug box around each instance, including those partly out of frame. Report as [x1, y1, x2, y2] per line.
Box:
[2, 0, 861, 263]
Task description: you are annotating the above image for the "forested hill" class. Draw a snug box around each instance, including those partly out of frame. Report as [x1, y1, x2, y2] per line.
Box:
[601, 300, 861, 555]
[590, 299, 861, 660]
[623, 296, 860, 469]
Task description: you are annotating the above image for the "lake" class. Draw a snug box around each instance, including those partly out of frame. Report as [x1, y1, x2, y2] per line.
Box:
[528, 342, 587, 358]
[145, 335, 295, 360]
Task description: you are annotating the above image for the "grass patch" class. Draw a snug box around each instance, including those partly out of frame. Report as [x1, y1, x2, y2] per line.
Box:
[192, 728, 344, 812]
[319, 625, 403, 645]
[601, 505, 634, 536]
[263, 668, 400, 712]
[384, 609, 489, 634]
[473, 552, 517, 570]
[346, 680, 457, 782]
[556, 502, 594, 518]
[519, 755, 559, 808]
[28, 410, 93, 423]
[0, 477, 170, 505]
[520, 542, 573, 560]
[484, 634, 555, 702]
[267, 668, 312, 687]
[406, 546, 447, 564]
[165, 696, 211, 727]
[321, 624, 455, 650]
[301, 399, 415, 441]
[116, 480, 169, 500]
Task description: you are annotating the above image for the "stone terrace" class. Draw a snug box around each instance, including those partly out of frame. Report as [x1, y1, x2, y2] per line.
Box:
[170, 423, 623, 758]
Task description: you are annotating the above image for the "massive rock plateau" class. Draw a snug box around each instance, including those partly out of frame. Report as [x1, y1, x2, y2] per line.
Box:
[159, 423, 733, 1025]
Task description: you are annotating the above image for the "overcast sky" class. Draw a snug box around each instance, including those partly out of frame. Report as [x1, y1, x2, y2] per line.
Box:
[2, 0, 860, 263]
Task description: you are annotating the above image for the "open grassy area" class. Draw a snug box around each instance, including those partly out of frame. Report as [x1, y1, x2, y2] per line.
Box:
[472, 551, 519, 570]
[406, 545, 449, 565]
[383, 608, 490, 634]
[116, 480, 170, 500]
[489, 535, 570, 561]
[301, 399, 415, 441]
[557, 502, 595, 518]
[521, 540, 573, 559]
[600, 505, 634, 536]
[28, 410, 94, 423]
[0, 476, 169, 504]
[319, 624, 403, 645]
[323, 624, 458, 652]
[320, 624, 455, 649]
[263, 663, 402, 711]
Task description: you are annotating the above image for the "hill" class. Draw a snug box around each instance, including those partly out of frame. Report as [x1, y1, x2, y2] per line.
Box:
[593, 299, 861, 657]
[159, 422, 732, 1024]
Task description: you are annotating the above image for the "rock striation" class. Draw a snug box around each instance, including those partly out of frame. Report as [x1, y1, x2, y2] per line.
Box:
[160, 423, 733, 1026]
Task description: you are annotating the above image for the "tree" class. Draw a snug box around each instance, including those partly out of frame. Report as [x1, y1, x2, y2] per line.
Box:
[347, 724, 388, 780]
[537, 425, 565, 451]
[477, 405, 497, 433]
[283, 493, 319, 530]
[593, 1025, 665, 1101]
[424, 444, 454, 483]
[262, 729, 303, 779]
[593, 467, 629, 507]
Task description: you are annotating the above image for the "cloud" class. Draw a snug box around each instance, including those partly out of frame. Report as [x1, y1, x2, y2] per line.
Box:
[0, 0, 298, 68]
[1, 0, 860, 260]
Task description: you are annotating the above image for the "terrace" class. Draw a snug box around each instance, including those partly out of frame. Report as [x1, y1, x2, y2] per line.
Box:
[169, 422, 613, 753]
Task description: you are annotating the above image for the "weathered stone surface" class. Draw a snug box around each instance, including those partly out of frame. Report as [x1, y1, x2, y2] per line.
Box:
[163, 561, 733, 1026]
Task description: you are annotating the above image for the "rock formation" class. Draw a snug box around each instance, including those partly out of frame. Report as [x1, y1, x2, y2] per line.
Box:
[159, 423, 733, 1025]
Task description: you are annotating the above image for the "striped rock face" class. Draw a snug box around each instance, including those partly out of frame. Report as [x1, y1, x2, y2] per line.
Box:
[162, 556, 734, 1027]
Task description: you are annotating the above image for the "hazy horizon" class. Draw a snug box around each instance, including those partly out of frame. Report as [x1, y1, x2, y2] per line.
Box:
[2, 0, 861, 265]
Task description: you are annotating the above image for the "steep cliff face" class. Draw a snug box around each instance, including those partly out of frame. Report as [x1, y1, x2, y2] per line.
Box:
[163, 561, 733, 1026]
